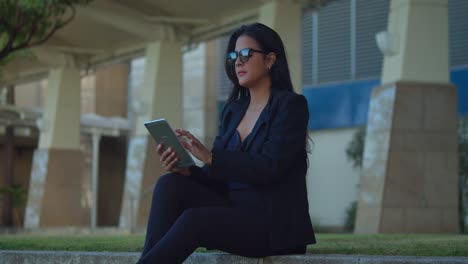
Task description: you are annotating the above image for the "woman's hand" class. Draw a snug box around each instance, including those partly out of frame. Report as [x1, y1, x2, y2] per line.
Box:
[156, 144, 191, 176]
[175, 129, 213, 165]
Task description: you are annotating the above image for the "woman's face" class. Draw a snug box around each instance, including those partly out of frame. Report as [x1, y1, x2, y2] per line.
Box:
[234, 35, 270, 88]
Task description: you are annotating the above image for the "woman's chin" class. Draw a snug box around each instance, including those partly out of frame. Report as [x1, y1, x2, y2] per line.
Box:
[238, 79, 251, 87]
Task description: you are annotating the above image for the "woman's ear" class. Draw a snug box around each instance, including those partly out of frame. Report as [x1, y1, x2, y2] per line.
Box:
[266, 52, 276, 69]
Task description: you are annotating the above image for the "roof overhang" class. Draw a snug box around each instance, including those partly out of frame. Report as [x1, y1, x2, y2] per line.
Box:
[0, 0, 332, 85]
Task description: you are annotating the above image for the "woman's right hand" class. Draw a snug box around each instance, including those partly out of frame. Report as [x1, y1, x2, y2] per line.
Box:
[157, 144, 191, 176]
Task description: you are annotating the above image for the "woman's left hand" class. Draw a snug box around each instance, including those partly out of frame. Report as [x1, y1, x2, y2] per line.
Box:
[175, 129, 212, 165]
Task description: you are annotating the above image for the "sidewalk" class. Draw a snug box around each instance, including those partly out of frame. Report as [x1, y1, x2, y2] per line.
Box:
[1, 250, 468, 264]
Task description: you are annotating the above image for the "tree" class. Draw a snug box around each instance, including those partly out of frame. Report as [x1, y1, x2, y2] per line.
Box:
[0, 0, 93, 62]
[0, 0, 92, 227]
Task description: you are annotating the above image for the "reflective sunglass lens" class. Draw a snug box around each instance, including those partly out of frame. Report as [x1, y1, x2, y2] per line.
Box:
[226, 48, 254, 64]
[239, 49, 250, 57]
[227, 52, 237, 63]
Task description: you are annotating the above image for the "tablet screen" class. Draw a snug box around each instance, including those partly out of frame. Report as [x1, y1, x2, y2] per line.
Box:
[144, 119, 195, 168]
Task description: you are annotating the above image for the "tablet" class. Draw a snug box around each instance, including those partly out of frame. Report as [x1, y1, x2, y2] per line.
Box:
[144, 118, 195, 168]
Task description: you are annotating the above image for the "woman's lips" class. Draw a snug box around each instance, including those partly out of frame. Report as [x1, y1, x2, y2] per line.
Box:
[237, 71, 246, 77]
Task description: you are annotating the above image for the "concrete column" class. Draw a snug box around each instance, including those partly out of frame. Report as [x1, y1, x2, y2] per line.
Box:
[2, 85, 15, 226]
[259, 0, 302, 93]
[355, 0, 459, 233]
[183, 41, 218, 151]
[25, 65, 86, 227]
[204, 40, 219, 149]
[120, 41, 183, 229]
[95, 64, 129, 117]
[381, 0, 450, 84]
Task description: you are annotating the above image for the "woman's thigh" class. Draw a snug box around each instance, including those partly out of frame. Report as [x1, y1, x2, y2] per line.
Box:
[141, 173, 231, 257]
[177, 205, 273, 258]
[154, 172, 229, 209]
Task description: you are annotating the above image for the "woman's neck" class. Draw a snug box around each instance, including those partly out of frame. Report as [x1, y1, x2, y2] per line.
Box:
[248, 78, 271, 110]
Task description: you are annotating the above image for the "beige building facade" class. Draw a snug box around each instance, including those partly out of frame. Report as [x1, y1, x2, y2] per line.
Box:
[0, 0, 465, 234]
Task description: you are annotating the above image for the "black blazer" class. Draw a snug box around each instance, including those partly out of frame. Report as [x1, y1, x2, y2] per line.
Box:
[190, 89, 316, 250]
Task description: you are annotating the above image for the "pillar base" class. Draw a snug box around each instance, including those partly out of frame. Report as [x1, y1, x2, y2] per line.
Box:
[119, 136, 164, 229]
[25, 149, 87, 227]
[355, 81, 459, 234]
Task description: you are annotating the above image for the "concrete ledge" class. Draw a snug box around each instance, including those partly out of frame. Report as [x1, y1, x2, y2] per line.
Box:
[1, 250, 468, 264]
[0, 227, 134, 236]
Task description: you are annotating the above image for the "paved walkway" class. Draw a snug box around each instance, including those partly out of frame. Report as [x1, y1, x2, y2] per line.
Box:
[1, 250, 468, 264]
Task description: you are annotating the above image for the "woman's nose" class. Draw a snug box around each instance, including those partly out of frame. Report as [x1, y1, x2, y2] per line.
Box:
[235, 56, 243, 66]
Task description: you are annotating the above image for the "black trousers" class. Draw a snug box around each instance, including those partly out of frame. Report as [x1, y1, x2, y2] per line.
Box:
[136, 172, 306, 264]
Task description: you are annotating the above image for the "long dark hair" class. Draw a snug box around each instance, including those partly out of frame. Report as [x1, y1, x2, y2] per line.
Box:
[224, 23, 294, 103]
[224, 23, 314, 160]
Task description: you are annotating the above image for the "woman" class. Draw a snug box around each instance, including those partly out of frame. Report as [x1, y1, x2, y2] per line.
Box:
[137, 23, 316, 264]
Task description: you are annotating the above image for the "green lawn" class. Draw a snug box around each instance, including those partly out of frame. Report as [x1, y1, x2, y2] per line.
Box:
[0, 234, 467, 257]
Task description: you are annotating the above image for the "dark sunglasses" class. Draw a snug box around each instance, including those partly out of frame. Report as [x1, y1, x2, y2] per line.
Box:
[226, 48, 268, 64]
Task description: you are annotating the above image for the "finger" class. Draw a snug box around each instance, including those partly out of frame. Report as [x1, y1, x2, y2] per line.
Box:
[156, 144, 164, 155]
[160, 148, 174, 164]
[163, 151, 177, 169]
[190, 138, 201, 147]
[181, 141, 197, 156]
[186, 131, 197, 141]
[181, 141, 192, 150]
[165, 146, 174, 154]
[187, 132, 203, 146]
[175, 128, 183, 136]
[161, 148, 170, 160]
[188, 137, 204, 150]
[176, 134, 184, 142]
[177, 130, 204, 150]
[178, 130, 200, 147]
[165, 156, 179, 171]
[175, 130, 192, 144]
[169, 156, 179, 169]
[162, 147, 173, 159]
[176, 129, 192, 138]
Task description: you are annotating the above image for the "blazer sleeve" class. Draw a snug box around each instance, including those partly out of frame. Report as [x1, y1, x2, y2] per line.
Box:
[209, 93, 309, 186]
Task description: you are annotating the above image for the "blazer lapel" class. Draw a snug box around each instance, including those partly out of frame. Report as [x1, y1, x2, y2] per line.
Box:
[220, 91, 275, 151]
[242, 93, 274, 151]
[220, 96, 249, 149]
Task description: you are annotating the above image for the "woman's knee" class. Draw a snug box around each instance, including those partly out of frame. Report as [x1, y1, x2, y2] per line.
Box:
[176, 208, 207, 236]
[153, 172, 190, 199]
[156, 172, 187, 189]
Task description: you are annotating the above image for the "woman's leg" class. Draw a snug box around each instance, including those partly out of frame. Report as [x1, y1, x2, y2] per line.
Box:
[138, 205, 273, 264]
[139, 172, 229, 260]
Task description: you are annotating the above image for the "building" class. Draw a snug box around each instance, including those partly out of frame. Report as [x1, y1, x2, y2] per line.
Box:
[0, 0, 466, 232]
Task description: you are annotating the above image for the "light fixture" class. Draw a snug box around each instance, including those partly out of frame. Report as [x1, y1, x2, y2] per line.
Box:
[376, 31, 399, 56]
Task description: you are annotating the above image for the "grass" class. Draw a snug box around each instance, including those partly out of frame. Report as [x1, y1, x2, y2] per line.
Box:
[0, 234, 467, 257]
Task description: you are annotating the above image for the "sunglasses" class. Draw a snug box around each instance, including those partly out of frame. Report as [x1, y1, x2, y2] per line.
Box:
[226, 48, 268, 65]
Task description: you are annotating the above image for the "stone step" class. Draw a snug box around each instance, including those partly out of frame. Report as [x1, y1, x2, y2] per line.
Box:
[1, 251, 468, 264]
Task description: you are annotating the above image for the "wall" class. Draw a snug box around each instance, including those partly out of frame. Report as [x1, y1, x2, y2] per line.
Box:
[306, 128, 361, 230]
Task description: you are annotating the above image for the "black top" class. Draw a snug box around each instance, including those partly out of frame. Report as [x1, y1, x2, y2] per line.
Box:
[226, 130, 254, 190]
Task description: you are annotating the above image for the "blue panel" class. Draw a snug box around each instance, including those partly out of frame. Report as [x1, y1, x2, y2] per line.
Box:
[217, 69, 468, 132]
[303, 79, 379, 130]
[451, 68, 468, 117]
